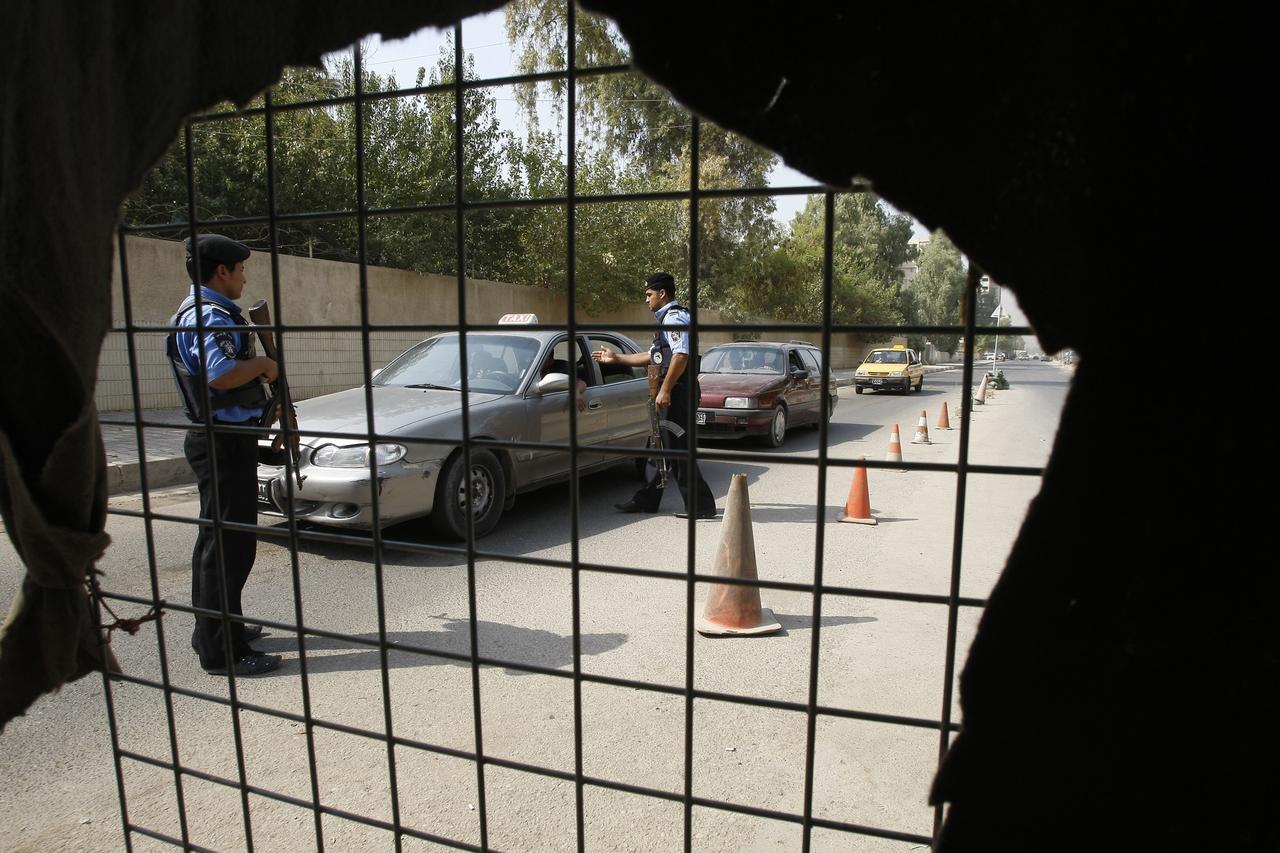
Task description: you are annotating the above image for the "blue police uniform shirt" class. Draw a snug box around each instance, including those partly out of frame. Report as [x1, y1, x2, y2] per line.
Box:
[652, 300, 691, 362]
[175, 285, 264, 423]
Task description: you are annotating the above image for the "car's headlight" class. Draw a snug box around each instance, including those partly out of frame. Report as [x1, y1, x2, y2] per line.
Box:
[724, 397, 755, 409]
[310, 443, 407, 468]
[889, 370, 903, 376]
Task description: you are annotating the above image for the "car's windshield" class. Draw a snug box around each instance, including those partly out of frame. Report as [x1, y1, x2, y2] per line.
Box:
[866, 349, 907, 365]
[374, 334, 541, 394]
[701, 346, 784, 375]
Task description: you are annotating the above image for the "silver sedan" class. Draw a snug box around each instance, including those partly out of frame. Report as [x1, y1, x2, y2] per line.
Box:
[256, 326, 653, 537]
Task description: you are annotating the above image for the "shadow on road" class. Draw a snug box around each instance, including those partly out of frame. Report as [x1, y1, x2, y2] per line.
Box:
[695, 612, 877, 640]
[251, 616, 627, 677]
[732, 502, 915, 525]
[774, 612, 877, 632]
[700, 421, 879, 452]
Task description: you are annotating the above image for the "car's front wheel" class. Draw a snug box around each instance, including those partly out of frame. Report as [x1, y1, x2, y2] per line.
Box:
[765, 405, 788, 448]
[431, 449, 506, 540]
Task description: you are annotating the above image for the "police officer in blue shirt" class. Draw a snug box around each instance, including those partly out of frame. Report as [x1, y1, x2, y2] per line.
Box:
[167, 234, 281, 676]
[593, 272, 717, 518]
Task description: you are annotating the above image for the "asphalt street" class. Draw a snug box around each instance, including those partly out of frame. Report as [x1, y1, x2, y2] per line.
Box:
[2, 360, 1072, 852]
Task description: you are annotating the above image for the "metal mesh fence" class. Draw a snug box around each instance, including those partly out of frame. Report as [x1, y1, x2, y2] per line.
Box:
[97, 6, 1040, 850]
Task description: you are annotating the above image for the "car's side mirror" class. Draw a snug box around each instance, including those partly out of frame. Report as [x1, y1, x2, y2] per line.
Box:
[537, 372, 570, 394]
[792, 368, 810, 380]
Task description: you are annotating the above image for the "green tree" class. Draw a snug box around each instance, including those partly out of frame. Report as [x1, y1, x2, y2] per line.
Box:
[122, 52, 522, 280]
[504, 0, 780, 313]
[907, 232, 968, 352]
[740, 193, 911, 325]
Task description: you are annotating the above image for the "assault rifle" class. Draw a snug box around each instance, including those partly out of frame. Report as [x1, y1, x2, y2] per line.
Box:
[645, 365, 686, 488]
[646, 365, 668, 488]
[247, 299, 304, 490]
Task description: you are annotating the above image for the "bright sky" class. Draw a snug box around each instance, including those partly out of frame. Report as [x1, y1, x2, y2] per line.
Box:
[328, 10, 930, 238]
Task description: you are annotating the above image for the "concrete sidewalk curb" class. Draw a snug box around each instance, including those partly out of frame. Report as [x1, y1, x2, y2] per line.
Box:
[107, 457, 193, 496]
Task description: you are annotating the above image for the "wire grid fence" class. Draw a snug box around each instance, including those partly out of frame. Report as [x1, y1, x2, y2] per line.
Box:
[97, 7, 1041, 851]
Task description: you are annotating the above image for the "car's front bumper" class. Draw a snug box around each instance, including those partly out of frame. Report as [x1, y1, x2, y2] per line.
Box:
[695, 406, 774, 437]
[256, 455, 445, 529]
[855, 376, 911, 391]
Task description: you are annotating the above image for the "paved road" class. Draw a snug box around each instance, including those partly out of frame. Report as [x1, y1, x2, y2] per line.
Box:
[2, 361, 1071, 852]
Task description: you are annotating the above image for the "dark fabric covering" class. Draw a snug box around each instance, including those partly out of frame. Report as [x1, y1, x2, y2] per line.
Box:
[0, 0, 505, 729]
[583, 3, 1273, 848]
[0, 1, 1272, 848]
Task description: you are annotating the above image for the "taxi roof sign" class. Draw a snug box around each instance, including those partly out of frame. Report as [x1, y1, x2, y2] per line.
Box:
[498, 313, 538, 325]
[892, 344, 907, 349]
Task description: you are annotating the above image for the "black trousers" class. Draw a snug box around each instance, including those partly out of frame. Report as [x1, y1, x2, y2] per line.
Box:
[631, 381, 715, 513]
[185, 427, 260, 668]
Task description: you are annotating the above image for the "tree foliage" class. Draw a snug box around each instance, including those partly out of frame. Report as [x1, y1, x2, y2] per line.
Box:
[126, 11, 927, 328]
[735, 194, 913, 325]
[906, 231, 968, 352]
[505, 0, 782, 315]
[123, 53, 523, 281]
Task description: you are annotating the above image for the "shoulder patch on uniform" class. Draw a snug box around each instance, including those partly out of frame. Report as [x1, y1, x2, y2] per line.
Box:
[668, 330, 682, 344]
[214, 330, 238, 359]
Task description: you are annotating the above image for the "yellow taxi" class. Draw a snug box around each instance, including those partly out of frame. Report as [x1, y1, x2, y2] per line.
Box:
[854, 344, 924, 394]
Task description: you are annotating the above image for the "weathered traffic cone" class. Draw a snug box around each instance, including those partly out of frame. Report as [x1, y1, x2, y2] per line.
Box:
[973, 374, 988, 405]
[696, 474, 782, 636]
[838, 457, 877, 525]
[911, 410, 932, 445]
[936, 401, 953, 430]
[984, 372, 996, 398]
[884, 423, 905, 469]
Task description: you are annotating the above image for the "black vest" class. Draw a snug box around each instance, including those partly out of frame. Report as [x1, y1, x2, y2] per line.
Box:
[166, 295, 267, 423]
[651, 302, 696, 384]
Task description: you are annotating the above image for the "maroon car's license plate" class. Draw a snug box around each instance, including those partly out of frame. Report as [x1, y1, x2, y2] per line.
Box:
[696, 411, 708, 425]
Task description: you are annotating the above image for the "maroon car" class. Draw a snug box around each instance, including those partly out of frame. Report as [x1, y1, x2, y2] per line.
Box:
[695, 341, 838, 447]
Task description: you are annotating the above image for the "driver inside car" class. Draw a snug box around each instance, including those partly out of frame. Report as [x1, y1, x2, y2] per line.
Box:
[539, 351, 588, 412]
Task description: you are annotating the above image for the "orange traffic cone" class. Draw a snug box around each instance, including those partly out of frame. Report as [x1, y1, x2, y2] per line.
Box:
[937, 401, 953, 430]
[838, 457, 877, 525]
[911, 410, 932, 445]
[884, 423, 905, 469]
[697, 474, 782, 636]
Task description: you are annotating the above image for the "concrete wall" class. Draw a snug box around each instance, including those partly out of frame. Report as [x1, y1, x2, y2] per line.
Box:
[98, 235, 874, 411]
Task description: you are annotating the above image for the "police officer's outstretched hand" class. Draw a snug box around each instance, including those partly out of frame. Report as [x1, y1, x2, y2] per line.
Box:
[591, 348, 613, 363]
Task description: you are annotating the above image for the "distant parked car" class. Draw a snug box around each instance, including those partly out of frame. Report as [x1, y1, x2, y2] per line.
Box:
[256, 317, 653, 538]
[696, 341, 837, 447]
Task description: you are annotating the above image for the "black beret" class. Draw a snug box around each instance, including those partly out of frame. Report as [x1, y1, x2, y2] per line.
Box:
[185, 234, 250, 265]
[645, 271, 675, 296]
